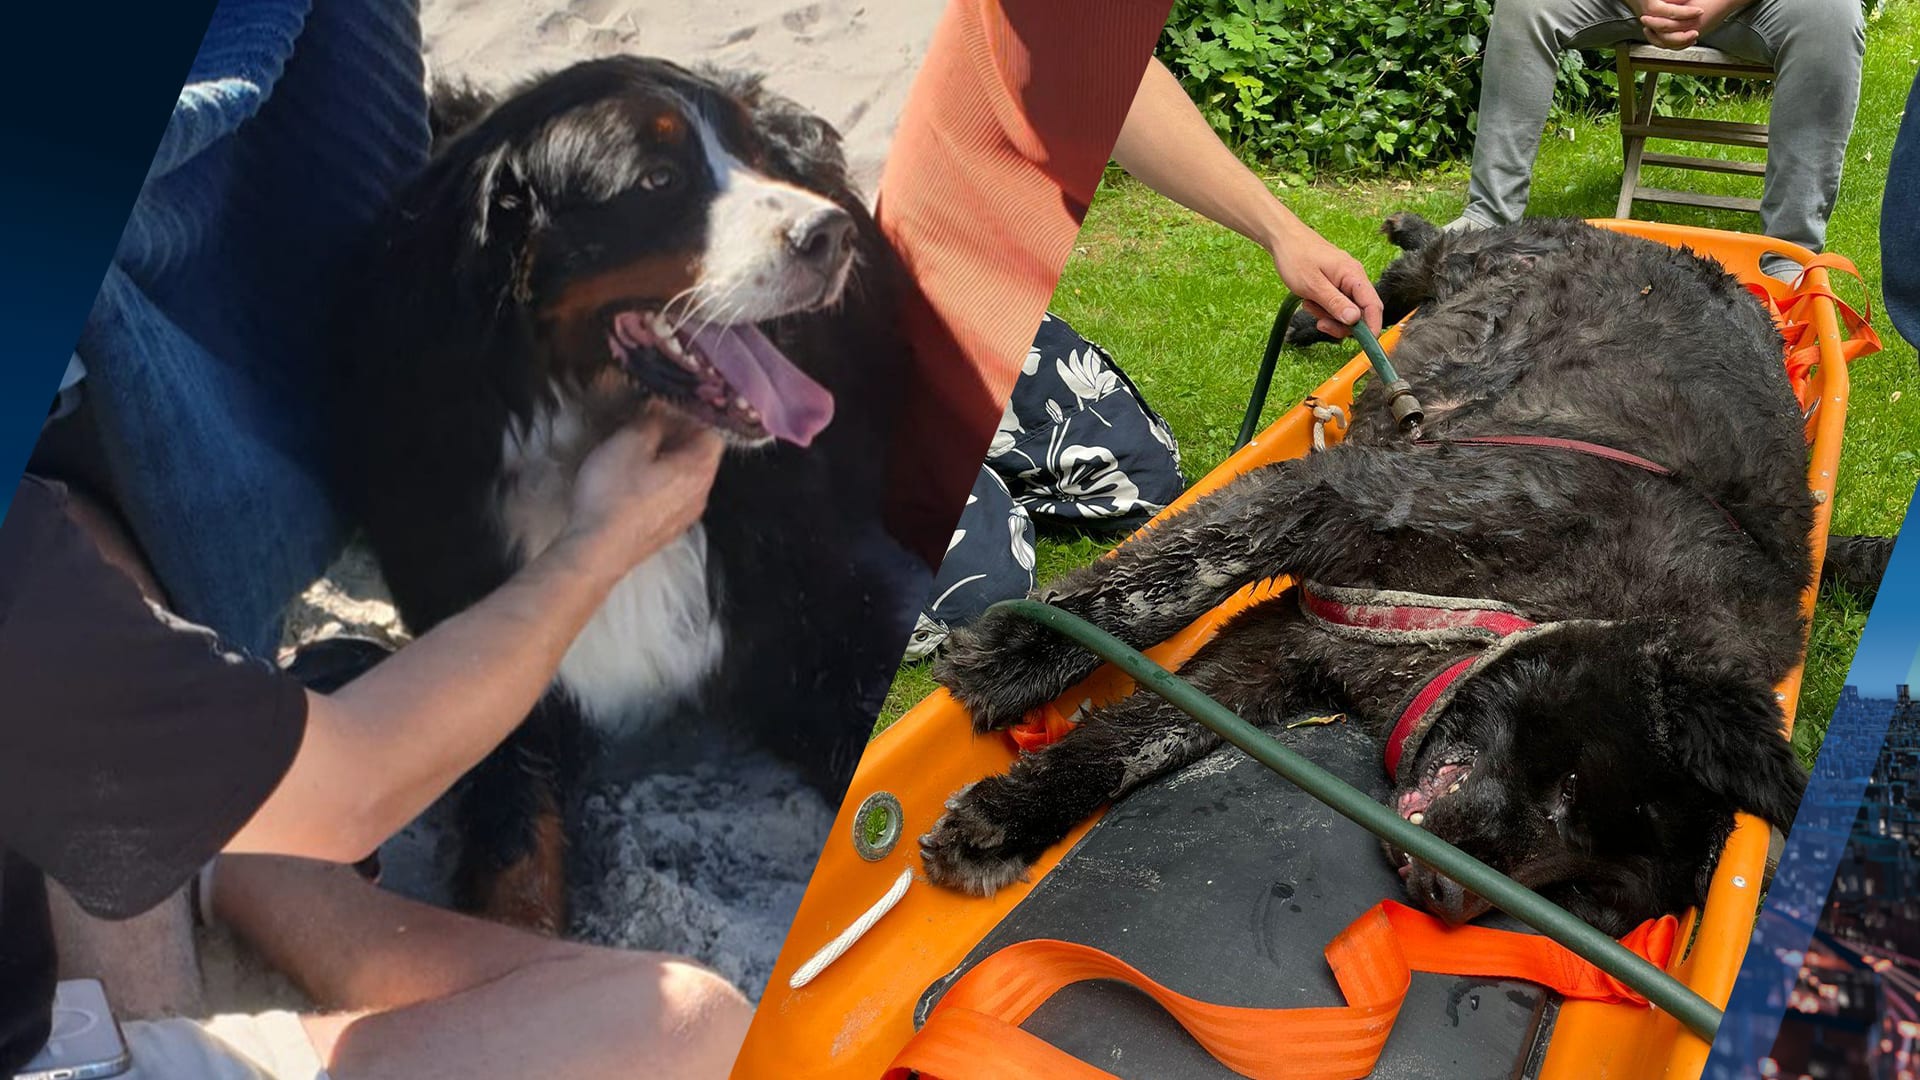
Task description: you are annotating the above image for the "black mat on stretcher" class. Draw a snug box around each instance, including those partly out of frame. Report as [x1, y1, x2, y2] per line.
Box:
[916, 719, 1558, 1079]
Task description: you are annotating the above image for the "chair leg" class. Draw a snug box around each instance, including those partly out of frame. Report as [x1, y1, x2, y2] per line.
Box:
[1615, 53, 1645, 218]
[1612, 66, 1658, 217]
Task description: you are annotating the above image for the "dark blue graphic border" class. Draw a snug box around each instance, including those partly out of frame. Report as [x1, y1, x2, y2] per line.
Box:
[0, 3, 218, 520]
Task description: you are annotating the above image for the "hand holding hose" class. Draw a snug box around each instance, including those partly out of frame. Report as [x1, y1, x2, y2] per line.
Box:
[1269, 217, 1386, 340]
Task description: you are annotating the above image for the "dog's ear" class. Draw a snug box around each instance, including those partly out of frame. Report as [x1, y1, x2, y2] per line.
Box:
[1639, 629, 1807, 829]
[462, 147, 544, 307]
[709, 67, 850, 192]
[471, 148, 539, 249]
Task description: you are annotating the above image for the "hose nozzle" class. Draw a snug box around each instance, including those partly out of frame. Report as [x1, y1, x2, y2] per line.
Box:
[1351, 322, 1424, 432]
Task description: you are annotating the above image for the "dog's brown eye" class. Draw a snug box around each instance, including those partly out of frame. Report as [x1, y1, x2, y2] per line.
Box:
[638, 165, 678, 192]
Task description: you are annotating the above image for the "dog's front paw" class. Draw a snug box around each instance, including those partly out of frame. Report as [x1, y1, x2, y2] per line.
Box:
[919, 781, 1033, 897]
[934, 607, 1096, 732]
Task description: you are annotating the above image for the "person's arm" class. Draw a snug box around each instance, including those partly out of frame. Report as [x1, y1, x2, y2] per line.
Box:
[1111, 57, 1383, 338]
[226, 411, 724, 863]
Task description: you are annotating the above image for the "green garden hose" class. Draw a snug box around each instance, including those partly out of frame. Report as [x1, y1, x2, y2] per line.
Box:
[1349, 321, 1425, 429]
[991, 597, 1724, 1042]
[1235, 299, 1423, 453]
[1234, 296, 1301, 451]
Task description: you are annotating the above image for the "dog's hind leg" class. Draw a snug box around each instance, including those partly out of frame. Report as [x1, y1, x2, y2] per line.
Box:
[925, 606, 1324, 895]
[1382, 211, 1441, 251]
[1821, 533, 1893, 604]
[454, 691, 586, 934]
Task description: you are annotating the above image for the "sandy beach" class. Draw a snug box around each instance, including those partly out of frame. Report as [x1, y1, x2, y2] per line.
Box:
[419, 0, 942, 194]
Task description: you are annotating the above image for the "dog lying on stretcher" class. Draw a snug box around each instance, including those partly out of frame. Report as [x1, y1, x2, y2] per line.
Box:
[925, 214, 1815, 936]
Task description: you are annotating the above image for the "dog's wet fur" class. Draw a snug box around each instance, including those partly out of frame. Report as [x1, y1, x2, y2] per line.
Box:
[927, 214, 1811, 935]
[339, 58, 907, 931]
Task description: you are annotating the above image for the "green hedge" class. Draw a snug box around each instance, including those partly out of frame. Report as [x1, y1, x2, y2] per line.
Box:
[1158, 0, 1736, 175]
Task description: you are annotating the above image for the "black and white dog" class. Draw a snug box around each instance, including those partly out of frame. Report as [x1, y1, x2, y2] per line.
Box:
[927, 215, 1811, 936]
[340, 58, 912, 930]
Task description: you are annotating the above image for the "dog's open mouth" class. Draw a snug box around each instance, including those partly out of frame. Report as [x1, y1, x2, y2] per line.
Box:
[1396, 752, 1475, 824]
[607, 309, 835, 446]
[1390, 750, 1478, 879]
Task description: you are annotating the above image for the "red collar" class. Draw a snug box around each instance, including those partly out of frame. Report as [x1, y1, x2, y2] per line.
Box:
[1299, 581, 1586, 780]
[1413, 435, 1747, 538]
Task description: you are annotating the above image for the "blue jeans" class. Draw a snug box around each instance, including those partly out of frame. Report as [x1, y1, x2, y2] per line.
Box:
[63, 0, 430, 654]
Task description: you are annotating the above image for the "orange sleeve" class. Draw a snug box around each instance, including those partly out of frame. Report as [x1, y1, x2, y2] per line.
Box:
[875, 0, 1173, 567]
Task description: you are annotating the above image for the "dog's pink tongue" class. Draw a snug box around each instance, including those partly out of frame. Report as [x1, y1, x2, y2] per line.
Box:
[688, 324, 835, 446]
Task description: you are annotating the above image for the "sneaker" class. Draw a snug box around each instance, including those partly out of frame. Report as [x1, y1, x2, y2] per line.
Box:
[1760, 252, 1804, 286]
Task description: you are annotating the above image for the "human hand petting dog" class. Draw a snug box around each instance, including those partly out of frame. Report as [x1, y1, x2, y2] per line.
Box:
[564, 404, 726, 579]
[232, 405, 724, 865]
[1630, 0, 1754, 50]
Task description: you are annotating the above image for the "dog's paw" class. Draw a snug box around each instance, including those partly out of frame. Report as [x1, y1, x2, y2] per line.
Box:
[934, 607, 1095, 732]
[1382, 211, 1440, 251]
[919, 782, 1031, 896]
[1282, 303, 1332, 346]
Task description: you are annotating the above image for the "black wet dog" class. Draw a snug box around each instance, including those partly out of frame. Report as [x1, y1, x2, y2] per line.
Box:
[926, 214, 1810, 936]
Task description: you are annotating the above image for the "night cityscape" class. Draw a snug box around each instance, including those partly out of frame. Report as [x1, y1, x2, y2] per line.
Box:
[1768, 686, 1920, 1079]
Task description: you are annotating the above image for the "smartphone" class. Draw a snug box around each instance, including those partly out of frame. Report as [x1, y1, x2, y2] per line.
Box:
[12, 980, 131, 1080]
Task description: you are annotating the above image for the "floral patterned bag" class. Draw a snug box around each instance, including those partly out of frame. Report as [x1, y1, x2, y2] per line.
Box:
[988, 313, 1184, 531]
[906, 466, 1037, 660]
[907, 315, 1184, 660]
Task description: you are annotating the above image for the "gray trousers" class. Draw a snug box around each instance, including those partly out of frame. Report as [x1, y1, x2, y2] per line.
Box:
[1464, 0, 1865, 254]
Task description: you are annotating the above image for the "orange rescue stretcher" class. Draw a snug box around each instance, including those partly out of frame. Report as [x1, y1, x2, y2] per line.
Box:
[736, 220, 1879, 1080]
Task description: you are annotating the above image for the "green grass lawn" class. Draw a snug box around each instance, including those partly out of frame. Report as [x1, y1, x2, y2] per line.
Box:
[884, 5, 1920, 764]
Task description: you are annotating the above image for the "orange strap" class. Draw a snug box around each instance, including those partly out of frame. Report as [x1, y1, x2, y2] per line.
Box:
[1743, 252, 1882, 416]
[886, 900, 1678, 1080]
[1009, 699, 1078, 752]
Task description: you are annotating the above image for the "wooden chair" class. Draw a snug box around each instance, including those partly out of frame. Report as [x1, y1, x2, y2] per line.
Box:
[1614, 44, 1776, 219]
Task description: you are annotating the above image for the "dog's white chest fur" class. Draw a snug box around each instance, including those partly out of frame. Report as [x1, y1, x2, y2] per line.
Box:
[495, 399, 723, 733]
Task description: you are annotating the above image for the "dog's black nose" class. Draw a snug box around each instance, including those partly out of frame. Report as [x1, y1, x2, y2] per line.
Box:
[1414, 868, 1490, 926]
[787, 205, 854, 266]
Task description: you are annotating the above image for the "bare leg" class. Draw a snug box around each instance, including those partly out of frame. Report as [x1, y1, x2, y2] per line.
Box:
[211, 856, 750, 1080]
[47, 884, 204, 1020]
[47, 491, 206, 1019]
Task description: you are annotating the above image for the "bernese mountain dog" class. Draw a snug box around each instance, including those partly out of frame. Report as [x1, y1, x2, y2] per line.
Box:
[338, 57, 916, 931]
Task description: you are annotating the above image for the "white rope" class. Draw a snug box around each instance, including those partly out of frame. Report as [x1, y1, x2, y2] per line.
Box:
[788, 867, 913, 989]
[1310, 402, 1348, 452]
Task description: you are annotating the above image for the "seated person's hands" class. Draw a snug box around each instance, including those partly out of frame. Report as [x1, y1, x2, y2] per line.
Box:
[1632, 0, 1749, 50]
[563, 405, 727, 577]
[1632, 0, 1702, 49]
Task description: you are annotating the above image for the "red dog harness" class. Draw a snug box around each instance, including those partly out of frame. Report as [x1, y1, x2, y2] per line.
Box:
[1293, 581, 1610, 781]
[1010, 579, 1611, 782]
[1009, 435, 1703, 762]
